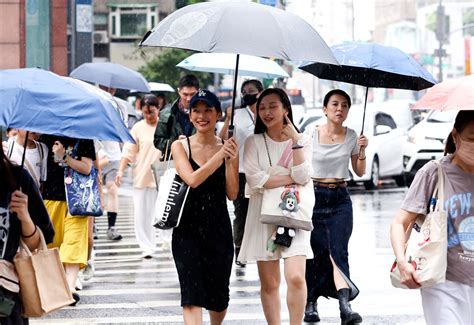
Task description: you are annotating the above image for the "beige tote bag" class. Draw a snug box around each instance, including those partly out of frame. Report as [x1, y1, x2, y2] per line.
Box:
[390, 160, 447, 289]
[14, 228, 74, 317]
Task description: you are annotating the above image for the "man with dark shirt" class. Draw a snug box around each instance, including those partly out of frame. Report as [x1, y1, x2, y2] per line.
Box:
[153, 75, 199, 159]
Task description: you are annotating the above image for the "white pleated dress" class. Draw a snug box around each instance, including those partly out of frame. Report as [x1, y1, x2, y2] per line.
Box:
[237, 133, 314, 263]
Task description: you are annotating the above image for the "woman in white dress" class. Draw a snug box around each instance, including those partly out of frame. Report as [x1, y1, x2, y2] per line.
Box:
[238, 88, 313, 324]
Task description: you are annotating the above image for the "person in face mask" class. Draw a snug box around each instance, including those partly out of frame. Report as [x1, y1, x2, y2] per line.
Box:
[219, 79, 264, 267]
[390, 110, 474, 325]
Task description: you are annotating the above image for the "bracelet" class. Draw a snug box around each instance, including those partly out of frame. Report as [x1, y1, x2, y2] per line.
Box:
[292, 144, 304, 150]
[22, 226, 37, 238]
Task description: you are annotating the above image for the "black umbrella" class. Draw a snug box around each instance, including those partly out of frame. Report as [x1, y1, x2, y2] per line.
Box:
[299, 42, 437, 134]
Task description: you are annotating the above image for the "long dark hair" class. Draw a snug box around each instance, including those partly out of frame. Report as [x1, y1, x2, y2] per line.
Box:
[254, 88, 299, 134]
[0, 145, 16, 193]
[444, 110, 474, 155]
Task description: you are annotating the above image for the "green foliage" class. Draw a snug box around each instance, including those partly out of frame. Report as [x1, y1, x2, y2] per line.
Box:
[176, 0, 205, 9]
[464, 8, 474, 36]
[138, 48, 215, 90]
[426, 11, 436, 32]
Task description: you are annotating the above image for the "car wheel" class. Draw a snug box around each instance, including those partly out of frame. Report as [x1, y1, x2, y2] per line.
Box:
[364, 157, 379, 190]
[394, 174, 406, 187]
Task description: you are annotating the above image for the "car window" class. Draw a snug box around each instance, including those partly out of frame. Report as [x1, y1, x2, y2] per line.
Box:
[375, 112, 397, 129]
[427, 110, 457, 123]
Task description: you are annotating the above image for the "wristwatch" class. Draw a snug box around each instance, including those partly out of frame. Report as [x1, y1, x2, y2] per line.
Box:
[292, 136, 304, 150]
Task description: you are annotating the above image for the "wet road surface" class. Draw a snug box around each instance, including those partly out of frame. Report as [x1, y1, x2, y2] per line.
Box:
[32, 183, 425, 324]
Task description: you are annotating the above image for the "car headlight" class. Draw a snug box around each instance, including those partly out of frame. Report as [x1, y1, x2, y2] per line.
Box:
[407, 135, 425, 144]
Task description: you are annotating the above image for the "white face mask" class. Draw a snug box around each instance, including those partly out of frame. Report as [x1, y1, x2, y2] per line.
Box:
[456, 137, 474, 167]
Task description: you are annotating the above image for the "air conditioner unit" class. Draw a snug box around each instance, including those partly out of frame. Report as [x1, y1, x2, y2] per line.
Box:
[93, 31, 109, 44]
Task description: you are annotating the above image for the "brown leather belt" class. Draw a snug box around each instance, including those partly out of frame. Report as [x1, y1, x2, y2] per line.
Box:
[313, 181, 347, 189]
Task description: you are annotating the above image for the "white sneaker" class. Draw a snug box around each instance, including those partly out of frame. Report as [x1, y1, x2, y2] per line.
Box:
[75, 278, 83, 291]
[82, 260, 95, 281]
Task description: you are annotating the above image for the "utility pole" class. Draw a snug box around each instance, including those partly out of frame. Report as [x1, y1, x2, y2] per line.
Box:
[436, 0, 445, 82]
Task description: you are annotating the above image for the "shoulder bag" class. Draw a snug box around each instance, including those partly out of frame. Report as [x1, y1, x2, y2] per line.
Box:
[259, 134, 314, 231]
[64, 141, 103, 217]
[153, 139, 190, 230]
[390, 160, 447, 289]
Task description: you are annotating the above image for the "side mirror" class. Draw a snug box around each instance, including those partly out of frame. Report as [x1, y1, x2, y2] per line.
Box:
[375, 125, 392, 135]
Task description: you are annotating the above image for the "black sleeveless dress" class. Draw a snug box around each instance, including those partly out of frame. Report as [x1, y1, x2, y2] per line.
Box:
[171, 139, 234, 312]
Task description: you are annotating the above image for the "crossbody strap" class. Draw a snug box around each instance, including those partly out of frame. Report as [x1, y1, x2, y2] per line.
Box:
[262, 133, 272, 167]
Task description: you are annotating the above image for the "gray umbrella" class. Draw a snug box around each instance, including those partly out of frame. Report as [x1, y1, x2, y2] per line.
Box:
[139, 1, 337, 131]
[70, 62, 151, 93]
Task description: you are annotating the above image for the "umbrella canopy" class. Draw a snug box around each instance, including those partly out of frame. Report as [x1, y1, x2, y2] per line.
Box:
[413, 74, 474, 111]
[140, 1, 337, 64]
[70, 62, 151, 93]
[149, 82, 175, 92]
[299, 42, 437, 138]
[139, 1, 337, 132]
[299, 42, 437, 90]
[0, 68, 135, 143]
[177, 53, 289, 79]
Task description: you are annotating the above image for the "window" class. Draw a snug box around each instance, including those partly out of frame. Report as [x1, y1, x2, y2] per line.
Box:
[109, 5, 158, 38]
[375, 113, 397, 130]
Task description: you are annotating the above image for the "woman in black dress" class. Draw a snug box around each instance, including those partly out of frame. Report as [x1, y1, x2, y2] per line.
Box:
[170, 89, 239, 324]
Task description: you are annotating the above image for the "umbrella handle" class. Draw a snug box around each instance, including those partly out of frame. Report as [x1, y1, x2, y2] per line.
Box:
[16, 131, 29, 190]
[359, 87, 369, 157]
[229, 54, 240, 130]
[227, 125, 234, 139]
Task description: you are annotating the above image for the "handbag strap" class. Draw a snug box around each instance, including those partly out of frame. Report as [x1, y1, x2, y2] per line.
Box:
[19, 227, 47, 256]
[402, 159, 445, 245]
[277, 141, 293, 168]
[262, 133, 272, 167]
[431, 160, 445, 212]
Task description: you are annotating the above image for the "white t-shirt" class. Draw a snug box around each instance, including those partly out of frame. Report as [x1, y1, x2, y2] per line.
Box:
[6, 137, 48, 187]
[95, 140, 122, 162]
[233, 107, 255, 173]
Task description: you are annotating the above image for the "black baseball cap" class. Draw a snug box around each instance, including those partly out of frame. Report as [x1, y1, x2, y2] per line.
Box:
[189, 89, 221, 112]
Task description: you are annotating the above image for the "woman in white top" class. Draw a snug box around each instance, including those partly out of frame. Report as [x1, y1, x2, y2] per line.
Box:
[238, 88, 313, 324]
[115, 94, 164, 258]
[5, 130, 48, 188]
[304, 89, 368, 324]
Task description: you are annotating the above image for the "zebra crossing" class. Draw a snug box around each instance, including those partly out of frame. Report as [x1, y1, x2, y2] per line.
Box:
[30, 189, 425, 324]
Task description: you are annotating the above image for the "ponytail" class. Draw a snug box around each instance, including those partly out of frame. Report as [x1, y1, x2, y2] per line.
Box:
[444, 132, 456, 155]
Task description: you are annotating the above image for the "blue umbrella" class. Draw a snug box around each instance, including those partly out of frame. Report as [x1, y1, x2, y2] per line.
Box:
[0, 68, 135, 143]
[70, 62, 151, 93]
[299, 42, 437, 133]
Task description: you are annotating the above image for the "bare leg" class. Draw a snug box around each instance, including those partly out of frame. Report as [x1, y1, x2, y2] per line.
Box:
[64, 263, 80, 291]
[183, 305, 202, 325]
[106, 180, 118, 213]
[284, 256, 307, 325]
[257, 260, 281, 325]
[330, 255, 349, 290]
[209, 309, 227, 325]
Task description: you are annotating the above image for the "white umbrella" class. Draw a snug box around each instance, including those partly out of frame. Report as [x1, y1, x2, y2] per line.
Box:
[177, 53, 289, 79]
[140, 1, 337, 131]
[149, 82, 175, 92]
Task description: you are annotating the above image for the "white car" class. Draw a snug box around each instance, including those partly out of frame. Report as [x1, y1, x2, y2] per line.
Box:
[402, 110, 457, 185]
[345, 104, 407, 189]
